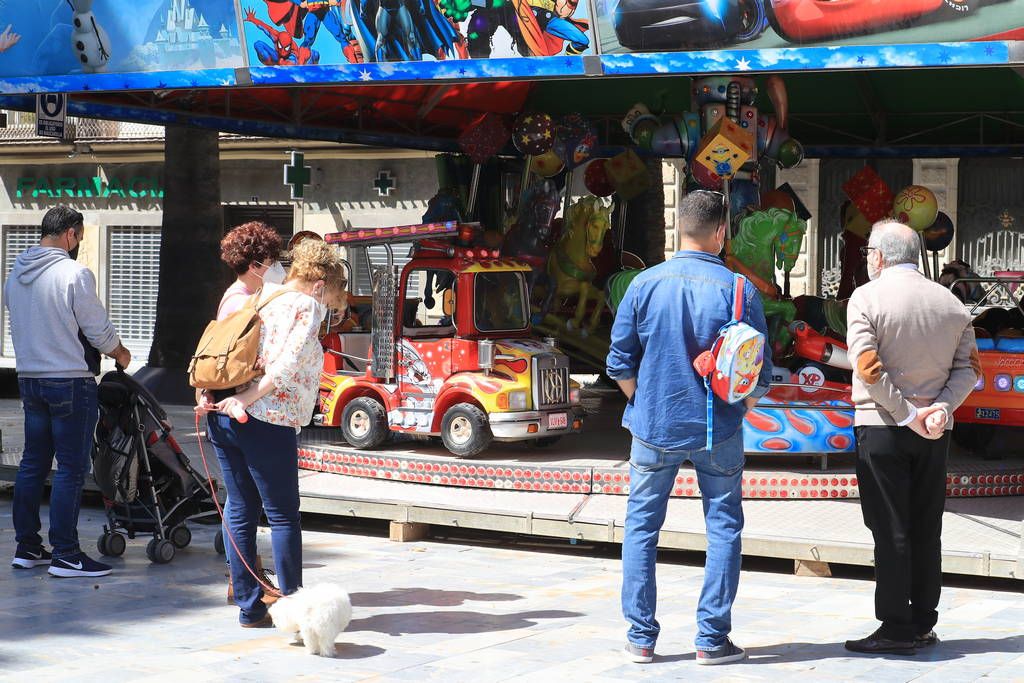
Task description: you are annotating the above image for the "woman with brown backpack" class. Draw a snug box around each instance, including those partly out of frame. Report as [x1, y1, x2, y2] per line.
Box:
[194, 238, 347, 628]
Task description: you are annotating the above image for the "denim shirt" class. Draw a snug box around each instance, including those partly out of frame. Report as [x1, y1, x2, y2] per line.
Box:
[606, 250, 773, 451]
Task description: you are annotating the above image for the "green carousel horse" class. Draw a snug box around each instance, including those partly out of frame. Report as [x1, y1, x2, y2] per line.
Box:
[727, 207, 807, 352]
[538, 196, 613, 334]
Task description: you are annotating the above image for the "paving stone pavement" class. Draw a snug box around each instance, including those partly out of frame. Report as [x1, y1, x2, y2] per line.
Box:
[0, 494, 1021, 683]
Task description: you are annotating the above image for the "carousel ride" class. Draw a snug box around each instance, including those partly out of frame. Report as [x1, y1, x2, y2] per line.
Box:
[303, 73, 1024, 500]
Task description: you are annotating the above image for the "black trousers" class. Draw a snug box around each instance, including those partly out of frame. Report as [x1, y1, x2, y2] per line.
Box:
[855, 426, 949, 641]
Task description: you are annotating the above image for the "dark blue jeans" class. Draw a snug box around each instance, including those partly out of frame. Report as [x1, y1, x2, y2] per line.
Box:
[14, 377, 99, 559]
[207, 413, 302, 624]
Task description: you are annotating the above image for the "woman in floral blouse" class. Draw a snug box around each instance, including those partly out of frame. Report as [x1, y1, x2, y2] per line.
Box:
[204, 238, 347, 628]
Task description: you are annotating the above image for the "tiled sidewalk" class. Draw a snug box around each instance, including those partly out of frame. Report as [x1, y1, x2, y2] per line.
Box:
[0, 495, 1022, 682]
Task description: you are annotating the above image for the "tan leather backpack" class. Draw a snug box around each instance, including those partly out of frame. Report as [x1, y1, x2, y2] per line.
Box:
[188, 288, 292, 390]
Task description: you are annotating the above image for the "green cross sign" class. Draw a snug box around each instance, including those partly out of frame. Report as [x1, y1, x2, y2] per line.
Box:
[284, 151, 311, 200]
[374, 170, 396, 197]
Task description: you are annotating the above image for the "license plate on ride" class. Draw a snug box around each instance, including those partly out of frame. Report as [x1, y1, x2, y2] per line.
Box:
[975, 408, 1001, 420]
[547, 413, 568, 430]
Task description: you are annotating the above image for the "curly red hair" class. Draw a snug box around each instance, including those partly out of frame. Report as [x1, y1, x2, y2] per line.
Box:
[220, 221, 283, 275]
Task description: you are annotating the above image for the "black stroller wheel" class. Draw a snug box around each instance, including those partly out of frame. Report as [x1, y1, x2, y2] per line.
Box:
[97, 532, 127, 557]
[147, 538, 176, 564]
[170, 525, 192, 549]
[106, 533, 127, 557]
[214, 530, 226, 556]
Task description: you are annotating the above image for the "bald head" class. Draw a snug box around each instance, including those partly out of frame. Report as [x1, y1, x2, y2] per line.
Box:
[869, 220, 920, 268]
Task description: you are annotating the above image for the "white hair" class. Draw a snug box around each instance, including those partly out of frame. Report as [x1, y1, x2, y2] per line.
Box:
[869, 220, 920, 266]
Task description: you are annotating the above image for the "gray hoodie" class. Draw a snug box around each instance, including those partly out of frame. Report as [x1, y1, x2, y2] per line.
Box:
[3, 246, 120, 378]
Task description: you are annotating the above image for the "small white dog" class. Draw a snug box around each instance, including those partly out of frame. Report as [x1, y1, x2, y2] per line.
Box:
[268, 583, 352, 657]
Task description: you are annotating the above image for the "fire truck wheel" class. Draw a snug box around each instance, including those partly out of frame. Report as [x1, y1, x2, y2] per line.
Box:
[441, 403, 493, 458]
[342, 397, 389, 449]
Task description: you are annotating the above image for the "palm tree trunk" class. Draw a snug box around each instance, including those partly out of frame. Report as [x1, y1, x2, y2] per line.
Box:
[137, 126, 225, 401]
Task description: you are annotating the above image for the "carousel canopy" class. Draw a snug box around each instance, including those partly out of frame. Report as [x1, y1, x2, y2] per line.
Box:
[2, 66, 1024, 156]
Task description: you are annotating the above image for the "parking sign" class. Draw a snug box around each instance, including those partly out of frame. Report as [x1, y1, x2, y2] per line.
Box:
[36, 94, 67, 139]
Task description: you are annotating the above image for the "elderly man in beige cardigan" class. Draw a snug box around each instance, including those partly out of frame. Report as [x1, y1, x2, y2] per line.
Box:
[844, 220, 980, 656]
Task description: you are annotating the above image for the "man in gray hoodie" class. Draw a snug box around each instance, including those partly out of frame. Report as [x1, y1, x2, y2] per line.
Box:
[5, 206, 131, 578]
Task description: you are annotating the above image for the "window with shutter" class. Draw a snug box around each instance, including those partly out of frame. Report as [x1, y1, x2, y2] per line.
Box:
[107, 226, 162, 361]
[2, 226, 40, 357]
[351, 244, 418, 296]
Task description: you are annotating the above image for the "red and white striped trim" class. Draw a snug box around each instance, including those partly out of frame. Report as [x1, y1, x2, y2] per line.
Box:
[296, 446, 1024, 500]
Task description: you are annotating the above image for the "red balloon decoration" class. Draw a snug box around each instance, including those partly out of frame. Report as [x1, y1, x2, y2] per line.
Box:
[513, 113, 555, 156]
[690, 161, 723, 191]
[457, 113, 510, 165]
[583, 159, 615, 197]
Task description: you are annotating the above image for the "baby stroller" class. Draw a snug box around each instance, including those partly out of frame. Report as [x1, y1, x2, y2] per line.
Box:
[91, 369, 224, 564]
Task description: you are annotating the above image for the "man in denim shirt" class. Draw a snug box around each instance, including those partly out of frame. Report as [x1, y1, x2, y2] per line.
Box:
[607, 190, 772, 666]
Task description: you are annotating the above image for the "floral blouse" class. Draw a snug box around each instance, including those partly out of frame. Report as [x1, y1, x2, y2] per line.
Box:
[245, 285, 324, 432]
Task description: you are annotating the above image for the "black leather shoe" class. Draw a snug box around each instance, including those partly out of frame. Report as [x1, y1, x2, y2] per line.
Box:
[915, 631, 939, 648]
[844, 629, 916, 656]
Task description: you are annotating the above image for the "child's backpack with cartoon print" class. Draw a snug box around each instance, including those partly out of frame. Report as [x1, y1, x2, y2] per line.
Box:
[692, 273, 765, 449]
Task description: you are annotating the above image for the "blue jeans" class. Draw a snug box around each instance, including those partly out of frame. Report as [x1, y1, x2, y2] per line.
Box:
[622, 429, 745, 651]
[14, 377, 98, 559]
[207, 413, 302, 624]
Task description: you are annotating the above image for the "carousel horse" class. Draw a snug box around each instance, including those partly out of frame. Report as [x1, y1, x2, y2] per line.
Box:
[727, 208, 806, 354]
[539, 196, 613, 334]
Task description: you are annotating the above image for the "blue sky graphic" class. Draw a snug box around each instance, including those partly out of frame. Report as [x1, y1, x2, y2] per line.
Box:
[0, 0, 240, 77]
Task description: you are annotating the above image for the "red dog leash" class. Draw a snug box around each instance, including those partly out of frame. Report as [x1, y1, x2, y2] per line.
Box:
[195, 411, 283, 598]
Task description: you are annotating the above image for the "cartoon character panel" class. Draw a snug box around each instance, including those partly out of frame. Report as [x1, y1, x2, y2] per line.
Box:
[0, 0, 243, 78]
[596, 0, 1024, 54]
[242, 0, 595, 66]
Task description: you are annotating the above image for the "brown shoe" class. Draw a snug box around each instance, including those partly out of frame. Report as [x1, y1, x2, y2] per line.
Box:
[227, 555, 277, 605]
[240, 613, 273, 629]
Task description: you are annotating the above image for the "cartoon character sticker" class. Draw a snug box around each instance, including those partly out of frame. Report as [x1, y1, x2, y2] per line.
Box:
[0, 25, 22, 54]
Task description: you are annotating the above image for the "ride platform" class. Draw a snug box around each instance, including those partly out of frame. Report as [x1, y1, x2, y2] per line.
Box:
[299, 388, 1024, 501]
[0, 396, 1019, 581]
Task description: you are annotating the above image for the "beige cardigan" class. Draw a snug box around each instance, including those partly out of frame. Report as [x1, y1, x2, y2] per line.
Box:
[846, 266, 980, 428]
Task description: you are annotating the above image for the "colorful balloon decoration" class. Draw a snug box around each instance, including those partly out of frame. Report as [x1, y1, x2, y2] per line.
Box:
[512, 113, 555, 156]
[583, 159, 615, 197]
[531, 149, 564, 177]
[775, 138, 805, 170]
[552, 113, 597, 170]
[892, 185, 939, 232]
[690, 160, 723, 191]
[923, 212, 955, 251]
[457, 113, 510, 165]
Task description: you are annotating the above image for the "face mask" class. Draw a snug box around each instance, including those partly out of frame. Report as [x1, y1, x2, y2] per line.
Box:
[66, 232, 80, 261]
[312, 286, 329, 323]
[258, 261, 286, 285]
[867, 254, 882, 281]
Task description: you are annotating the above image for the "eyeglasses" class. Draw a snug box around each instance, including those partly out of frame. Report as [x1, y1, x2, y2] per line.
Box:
[859, 246, 879, 257]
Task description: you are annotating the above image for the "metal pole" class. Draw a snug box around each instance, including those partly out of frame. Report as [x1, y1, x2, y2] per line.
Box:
[919, 231, 932, 279]
[932, 251, 940, 283]
[466, 163, 482, 218]
[561, 168, 575, 226]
